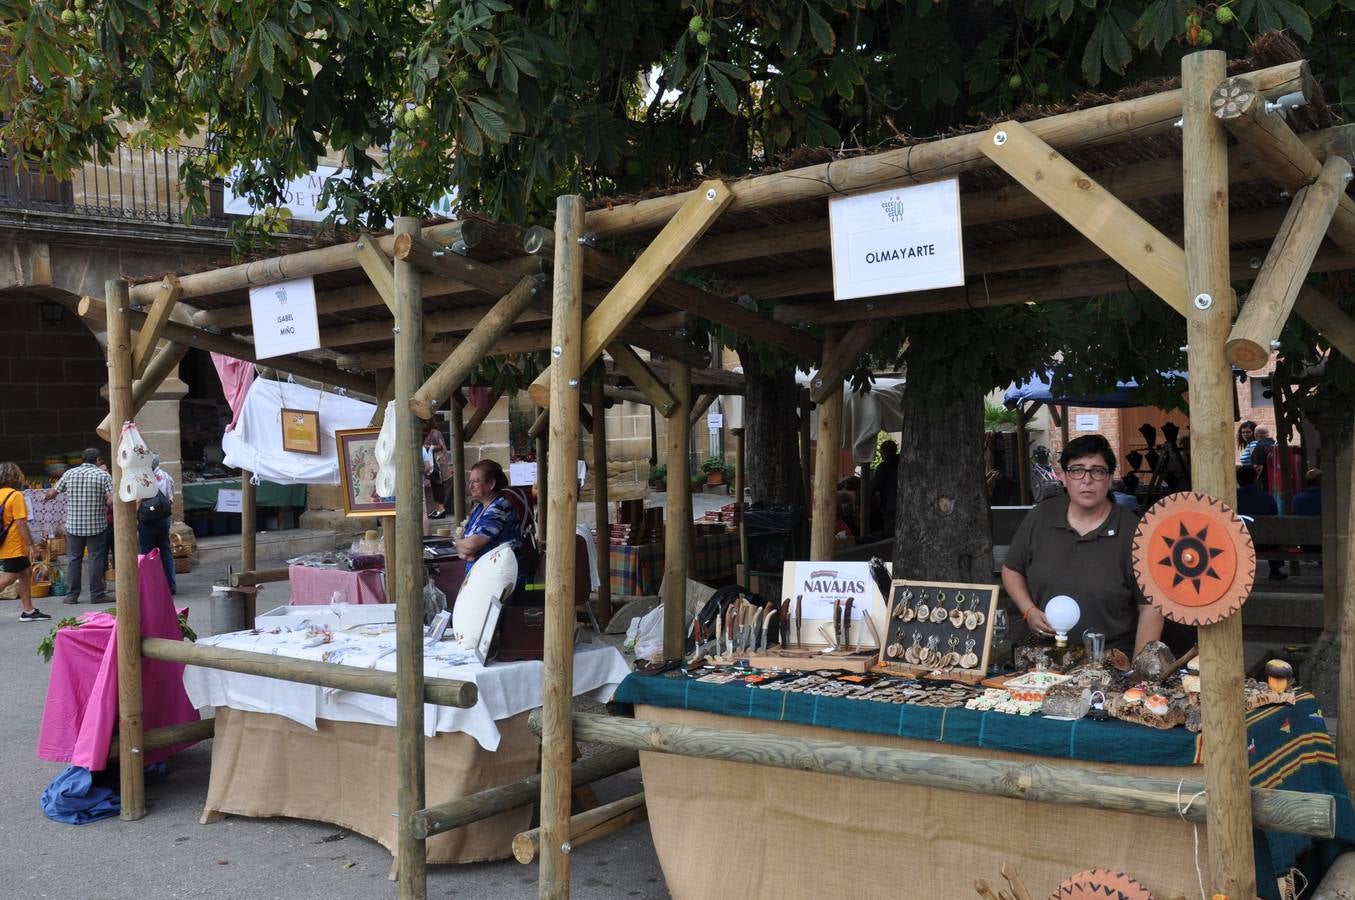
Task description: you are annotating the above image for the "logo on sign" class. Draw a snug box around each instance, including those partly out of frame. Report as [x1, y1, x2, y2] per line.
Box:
[880, 196, 906, 222]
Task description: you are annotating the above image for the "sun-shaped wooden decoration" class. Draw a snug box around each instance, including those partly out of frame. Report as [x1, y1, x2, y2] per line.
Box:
[1052, 868, 1153, 900]
[1133, 492, 1256, 626]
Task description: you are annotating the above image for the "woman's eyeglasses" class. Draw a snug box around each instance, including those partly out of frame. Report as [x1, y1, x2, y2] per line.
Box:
[1063, 465, 1111, 481]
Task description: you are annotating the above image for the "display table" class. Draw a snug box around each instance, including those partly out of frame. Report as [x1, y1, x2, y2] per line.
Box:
[181, 478, 308, 512]
[184, 632, 631, 863]
[617, 674, 1355, 900]
[609, 531, 740, 595]
[288, 564, 387, 605]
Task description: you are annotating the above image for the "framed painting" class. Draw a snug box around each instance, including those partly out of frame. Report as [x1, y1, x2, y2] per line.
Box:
[280, 408, 321, 455]
[335, 427, 396, 517]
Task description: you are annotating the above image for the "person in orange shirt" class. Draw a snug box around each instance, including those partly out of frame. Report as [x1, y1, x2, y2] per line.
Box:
[0, 462, 51, 621]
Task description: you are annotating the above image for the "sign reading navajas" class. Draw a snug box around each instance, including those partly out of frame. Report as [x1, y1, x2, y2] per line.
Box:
[248, 277, 321, 360]
[781, 560, 877, 622]
[828, 178, 964, 300]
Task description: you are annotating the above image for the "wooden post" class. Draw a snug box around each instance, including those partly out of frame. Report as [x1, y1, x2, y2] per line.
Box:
[799, 391, 812, 513]
[512, 793, 647, 864]
[539, 195, 586, 900]
[811, 328, 844, 559]
[95, 342, 190, 441]
[733, 427, 748, 588]
[391, 216, 427, 899]
[106, 277, 145, 820]
[662, 362, 692, 661]
[1339, 437, 1355, 799]
[240, 473, 257, 627]
[1182, 50, 1256, 898]
[1321, 438, 1342, 634]
[591, 378, 611, 622]
[450, 401, 467, 522]
[1015, 404, 1032, 504]
[858, 460, 871, 540]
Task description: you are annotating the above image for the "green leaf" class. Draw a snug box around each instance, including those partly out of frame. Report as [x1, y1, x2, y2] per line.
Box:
[805, 4, 835, 53]
[689, 80, 708, 123]
[710, 67, 739, 114]
[468, 100, 509, 144]
[1132, 0, 1174, 52]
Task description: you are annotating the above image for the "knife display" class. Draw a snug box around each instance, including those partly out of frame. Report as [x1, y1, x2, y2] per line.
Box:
[760, 608, 775, 652]
[843, 597, 854, 651]
[779, 598, 791, 647]
[863, 612, 881, 651]
[832, 599, 843, 649]
[795, 595, 802, 648]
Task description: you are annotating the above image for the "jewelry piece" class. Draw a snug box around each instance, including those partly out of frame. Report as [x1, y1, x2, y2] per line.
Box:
[949, 592, 965, 628]
[887, 641, 904, 659]
[960, 637, 979, 670]
[904, 631, 923, 665]
[921, 634, 940, 665]
[914, 594, 930, 623]
[929, 590, 948, 623]
[971, 594, 986, 627]
[938, 635, 960, 670]
[900, 597, 915, 622]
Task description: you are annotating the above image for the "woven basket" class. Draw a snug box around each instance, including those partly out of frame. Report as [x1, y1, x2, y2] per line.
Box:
[30, 582, 51, 598]
[174, 557, 192, 574]
[47, 536, 67, 556]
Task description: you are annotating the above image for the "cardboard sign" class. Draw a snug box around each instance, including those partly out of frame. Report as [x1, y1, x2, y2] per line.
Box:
[509, 461, 538, 487]
[215, 489, 243, 513]
[249, 277, 320, 359]
[828, 179, 964, 300]
[1075, 413, 1101, 432]
[707, 412, 723, 432]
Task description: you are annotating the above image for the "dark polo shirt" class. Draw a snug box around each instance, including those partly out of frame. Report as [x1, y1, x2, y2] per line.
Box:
[1004, 496, 1147, 652]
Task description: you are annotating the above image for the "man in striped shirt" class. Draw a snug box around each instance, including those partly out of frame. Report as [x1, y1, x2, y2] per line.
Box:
[45, 448, 113, 604]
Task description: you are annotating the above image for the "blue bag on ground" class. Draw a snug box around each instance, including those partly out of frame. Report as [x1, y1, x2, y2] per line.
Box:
[40, 765, 120, 824]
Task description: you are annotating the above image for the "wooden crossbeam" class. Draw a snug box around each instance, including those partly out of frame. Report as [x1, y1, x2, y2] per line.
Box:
[523, 225, 820, 361]
[810, 320, 879, 404]
[527, 180, 733, 408]
[980, 120, 1187, 316]
[353, 234, 397, 313]
[607, 342, 678, 417]
[130, 276, 181, 379]
[1293, 285, 1355, 365]
[409, 275, 544, 420]
[688, 393, 718, 428]
[1227, 156, 1352, 370]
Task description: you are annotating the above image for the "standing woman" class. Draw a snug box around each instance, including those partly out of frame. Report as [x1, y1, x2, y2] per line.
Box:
[424, 422, 452, 519]
[1237, 420, 1257, 464]
[454, 460, 522, 578]
[0, 463, 50, 621]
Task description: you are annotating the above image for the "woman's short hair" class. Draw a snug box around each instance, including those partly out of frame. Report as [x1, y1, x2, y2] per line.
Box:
[470, 459, 508, 491]
[0, 462, 26, 490]
[1059, 434, 1116, 471]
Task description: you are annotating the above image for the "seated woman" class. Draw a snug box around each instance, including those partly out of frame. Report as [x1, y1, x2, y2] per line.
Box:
[454, 460, 522, 578]
[1001, 433, 1164, 656]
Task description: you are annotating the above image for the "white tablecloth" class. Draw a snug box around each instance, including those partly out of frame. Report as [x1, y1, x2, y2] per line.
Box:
[185, 629, 630, 751]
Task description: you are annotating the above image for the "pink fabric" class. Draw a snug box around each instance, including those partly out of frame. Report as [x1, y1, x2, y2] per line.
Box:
[288, 564, 388, 605]
[211, 353, 256, 431]
[38, 550, 201, 771]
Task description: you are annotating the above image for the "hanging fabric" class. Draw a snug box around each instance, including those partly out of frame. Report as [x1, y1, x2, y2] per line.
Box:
[210, 353, 257, 432]
[221, 378, 376, 484]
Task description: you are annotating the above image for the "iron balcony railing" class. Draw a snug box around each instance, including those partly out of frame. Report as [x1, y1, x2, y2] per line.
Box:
[0, 144, 227, 225]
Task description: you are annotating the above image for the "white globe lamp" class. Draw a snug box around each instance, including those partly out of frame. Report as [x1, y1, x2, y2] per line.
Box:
[1044, 595, 1081, 648]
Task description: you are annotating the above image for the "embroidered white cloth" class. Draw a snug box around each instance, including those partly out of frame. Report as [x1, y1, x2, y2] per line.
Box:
[184, 630, 630, 751]
[221, 379, 376, 484]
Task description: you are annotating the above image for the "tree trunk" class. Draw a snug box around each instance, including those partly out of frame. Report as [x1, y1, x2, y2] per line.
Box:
[742, 355, 806, 509]
[893, 381, 992, 582]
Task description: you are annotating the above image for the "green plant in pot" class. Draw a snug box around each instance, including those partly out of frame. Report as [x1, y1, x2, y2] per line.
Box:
[648, 463, 667, 489]
[701, 456, 727, 485]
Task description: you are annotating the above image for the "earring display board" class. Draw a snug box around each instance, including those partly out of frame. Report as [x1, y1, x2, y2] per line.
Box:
[876, 580, 999, 684]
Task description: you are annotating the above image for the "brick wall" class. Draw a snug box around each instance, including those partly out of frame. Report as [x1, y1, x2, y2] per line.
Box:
[0, 298, 111, 475]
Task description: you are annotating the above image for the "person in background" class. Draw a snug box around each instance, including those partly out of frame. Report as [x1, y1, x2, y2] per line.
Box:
[455, 459, 522, 576]
[96, 452, 113, 577]
[45, 448, 112, 605]
[1110, 478, 1141, 516]
[1001, 434, 1163, 655]
[136, 453, 177, 594]
[869, 439, 899, 534]
[835, 490, 858, 541]
[424, 422, 452, 519]
[1236, 465, 1286, 581]
[0, 462, 50, 621]
[1236, 420, 1258, 464]
[1291, 468, 1321, 517]
[1247, 425, 1278, 490]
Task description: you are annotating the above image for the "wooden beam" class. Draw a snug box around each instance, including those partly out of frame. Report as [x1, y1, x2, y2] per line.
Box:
[523, 225, 820, 361]
[463, 377, 507, 441]
[591, 377, 611, 622]
[607, 343, 677, 417]
[688, 393, 718, 429]
[513, 793, 647, 864]
[96, 340, 190, 441]
[544, 711, 1335, 838]
[662, 360, 692, 659]
[810, 327, 844, 559]
[809, 320, 877, 404]
[129, 276, 181, 379]
[409, 275, 543, 420]
[539, 195, 586, 900]
[106, 278, 146, 821]
[335, 328, 555, 370]
[449, 395, 467, 521]
[229, 567, 289, 588]
[411, 747, 638, 840]
[1294, 285, 1355, 365]
[1340, 438, 1355, 800]
[241, 473, 257, 625]
[1184, 50, 1256, 899]
[1227, 156, 1352, 370]
[78, 296, 373, 396]
[582, 61, 1311, 237]
[318, 301, 550, 349]
[528, 180, 733, 408]
[980, 119, 1188, 316]
[391, 216, 428, 897]
[106, 717, 216, 760]
[353, 233, 397, 313]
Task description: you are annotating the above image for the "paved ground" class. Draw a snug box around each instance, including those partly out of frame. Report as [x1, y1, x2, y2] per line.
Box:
[0, 554, 669, 900]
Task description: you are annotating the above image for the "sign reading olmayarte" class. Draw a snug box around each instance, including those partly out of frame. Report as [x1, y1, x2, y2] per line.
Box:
[248, 277, 321, 360]
[828, 178, 965, 300]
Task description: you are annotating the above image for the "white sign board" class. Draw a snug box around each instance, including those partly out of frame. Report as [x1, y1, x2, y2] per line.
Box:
[707, 412, 723, 432]
[828, 179, 965, 300]
[223, 164, 457, 223]
[215, 489, 243, 513]
[780, 560, 886, 650]
[1074, 413, 1101, 432]
[509, 461, 538, 487]
[249, 277, 321, 360]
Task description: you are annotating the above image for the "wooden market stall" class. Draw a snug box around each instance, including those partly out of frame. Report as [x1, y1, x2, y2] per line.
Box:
[80, 44, 1355, 900]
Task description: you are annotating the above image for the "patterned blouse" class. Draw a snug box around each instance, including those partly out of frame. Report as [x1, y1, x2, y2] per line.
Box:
[464, 494, 521, 572]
